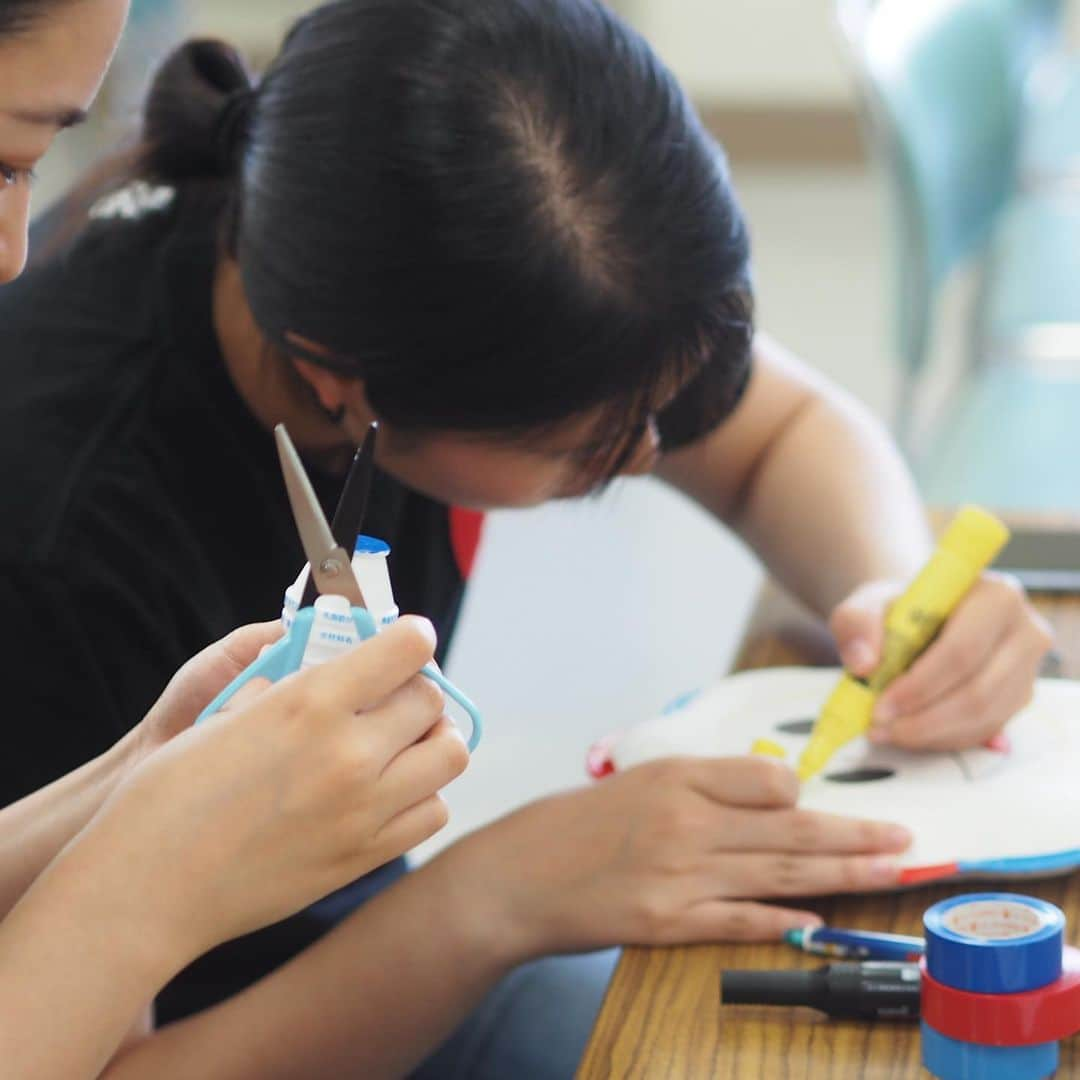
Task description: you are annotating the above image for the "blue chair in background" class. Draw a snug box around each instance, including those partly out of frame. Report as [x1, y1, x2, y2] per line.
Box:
[1023, 27, 1080, 189]
[840, 0, 1080, 511]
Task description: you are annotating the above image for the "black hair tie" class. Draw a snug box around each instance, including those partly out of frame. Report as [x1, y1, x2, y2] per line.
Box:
[215, 88, 256, 173]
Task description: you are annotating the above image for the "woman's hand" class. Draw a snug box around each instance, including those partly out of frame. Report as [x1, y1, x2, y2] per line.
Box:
[830, 573, 1054, 750]
[131, 621, 284, 760]
[0, 623, 283, 925]
[433, 755, 911, 961]
[63, 616, 469, 971]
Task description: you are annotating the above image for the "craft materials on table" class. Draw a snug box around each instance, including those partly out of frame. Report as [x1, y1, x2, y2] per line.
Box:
[719, 892, 1080, 1079]
[196, 423, 483, 749]
[589, 666, 1080, 883]
[920, 893, 1080, 1080]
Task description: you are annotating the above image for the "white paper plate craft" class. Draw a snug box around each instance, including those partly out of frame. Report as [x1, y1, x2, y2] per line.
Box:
[586, 667, 1080, 887]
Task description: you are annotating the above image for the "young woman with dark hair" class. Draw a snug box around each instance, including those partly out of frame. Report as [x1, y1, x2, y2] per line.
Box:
[0, 0, 1051, 1076]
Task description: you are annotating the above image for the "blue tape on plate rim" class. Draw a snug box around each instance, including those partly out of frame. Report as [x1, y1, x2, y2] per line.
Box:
[662, 688, 701, 716]
[958, 849, 1080, 877]
[921, 1021, 1058, 1080]
[924, 893, 1065, 995]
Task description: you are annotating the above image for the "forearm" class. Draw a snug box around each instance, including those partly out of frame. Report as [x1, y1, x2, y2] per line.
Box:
[0, 731, 138, 919]
[661, 335, 933, 616]
[105, 852, 521, 1080]
[0, 828, 178, 1080]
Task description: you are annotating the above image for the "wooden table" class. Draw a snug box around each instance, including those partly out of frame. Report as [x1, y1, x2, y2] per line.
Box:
[579, 580, 1080, 1079]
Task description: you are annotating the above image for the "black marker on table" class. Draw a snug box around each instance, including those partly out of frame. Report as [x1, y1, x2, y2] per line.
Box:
[720, 961, 921, 1021]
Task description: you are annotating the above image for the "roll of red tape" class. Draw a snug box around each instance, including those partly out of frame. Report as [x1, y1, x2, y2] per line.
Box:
[921, 946, 1080, 1046]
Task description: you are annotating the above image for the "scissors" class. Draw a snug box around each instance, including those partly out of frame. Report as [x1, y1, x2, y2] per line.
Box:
[197, 423, 483, 750]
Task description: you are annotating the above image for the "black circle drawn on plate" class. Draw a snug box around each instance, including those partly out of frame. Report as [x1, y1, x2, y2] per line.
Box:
[776, 718, 815, 735]
[823, 767, 896, 784]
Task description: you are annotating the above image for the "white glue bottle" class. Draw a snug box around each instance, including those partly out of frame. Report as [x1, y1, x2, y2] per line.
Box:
[349, 536, 399, 627]
[282, 536, 400, 670]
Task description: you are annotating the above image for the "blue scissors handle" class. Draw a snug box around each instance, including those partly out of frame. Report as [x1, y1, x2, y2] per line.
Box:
[197, 608, 482, 751]
[421, 664, 483, 751]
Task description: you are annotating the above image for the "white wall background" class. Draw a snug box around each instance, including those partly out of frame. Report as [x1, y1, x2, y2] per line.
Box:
[614, 0, 855, 105]
[183, 0, 858, 106]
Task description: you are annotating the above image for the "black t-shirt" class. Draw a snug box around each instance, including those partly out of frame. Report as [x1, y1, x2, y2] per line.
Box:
[0, 184, 469, 1021]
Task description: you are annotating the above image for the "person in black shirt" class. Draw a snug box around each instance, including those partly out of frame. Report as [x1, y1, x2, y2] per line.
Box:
[0, 0, 1052, 1076]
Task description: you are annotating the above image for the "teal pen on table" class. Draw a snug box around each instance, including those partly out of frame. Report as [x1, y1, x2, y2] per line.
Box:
[785, 925, 925, 962]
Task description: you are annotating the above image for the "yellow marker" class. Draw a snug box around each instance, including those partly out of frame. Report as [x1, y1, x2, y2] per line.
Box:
[751, 738, 787, 760]
[798, 506, 1010, 780]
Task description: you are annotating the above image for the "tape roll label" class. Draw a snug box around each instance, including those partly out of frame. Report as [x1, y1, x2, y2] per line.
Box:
[943, 900, 1054, 942]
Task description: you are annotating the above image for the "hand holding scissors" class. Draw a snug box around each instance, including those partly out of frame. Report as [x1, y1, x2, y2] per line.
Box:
[198, 424, 483, 750]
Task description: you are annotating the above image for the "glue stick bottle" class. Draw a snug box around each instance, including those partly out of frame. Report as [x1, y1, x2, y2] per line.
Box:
[351, 536, 399, 628]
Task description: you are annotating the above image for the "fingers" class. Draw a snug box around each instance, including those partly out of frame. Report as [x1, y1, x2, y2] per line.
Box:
[218, 622, 285, 676]
[679, 756, 800, 810]
[361, 671, 449, 757]
[874, 577, 1018, 723]
[871, 575, 1053, 750]
[829, 582, 896, 676]
[706, 851, 903, 898]
[145, 622, 284, 740]
[681, 900, 822, 945]
[639, 760, 909, 851]
[878, 619, 1048, 750]
[707, 807, 911, 856]
[218, 677, 274, 715]
[379, 719, 470, 806]
[293, 616, 438, 711]
[372, 794, 452, 859]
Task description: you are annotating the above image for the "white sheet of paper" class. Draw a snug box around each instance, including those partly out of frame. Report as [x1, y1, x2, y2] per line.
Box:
[610, 668, 1080, 870]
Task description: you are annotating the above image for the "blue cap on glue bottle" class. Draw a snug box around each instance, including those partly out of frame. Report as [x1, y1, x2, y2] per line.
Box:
[921, 893, 1067, 1080]
[351, 536, 399, 627]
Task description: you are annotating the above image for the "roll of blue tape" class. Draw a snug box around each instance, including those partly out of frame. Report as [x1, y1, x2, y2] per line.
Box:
[924, 894, 1065, 994]
[921, 1021, 1058, 1080]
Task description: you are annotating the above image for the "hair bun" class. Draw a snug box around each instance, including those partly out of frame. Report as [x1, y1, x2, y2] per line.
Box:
[141, 39, 254, 182]
[215, 89, 256, 172]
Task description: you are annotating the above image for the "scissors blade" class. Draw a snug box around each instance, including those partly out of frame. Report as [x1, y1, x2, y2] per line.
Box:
[275, 424, 366, 607]
[330, 422, 378, 549]
[299, 423, 376, 609]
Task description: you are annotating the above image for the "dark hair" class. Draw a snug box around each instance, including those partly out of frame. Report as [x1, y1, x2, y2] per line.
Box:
[140, 0, 754, 476]
[0, 0, 72, 37]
